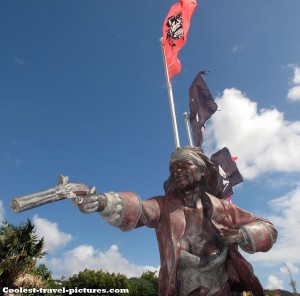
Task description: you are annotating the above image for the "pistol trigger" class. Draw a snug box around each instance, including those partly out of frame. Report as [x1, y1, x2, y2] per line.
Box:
[76, 196, 83, 205]
[71, 195, 83, 206]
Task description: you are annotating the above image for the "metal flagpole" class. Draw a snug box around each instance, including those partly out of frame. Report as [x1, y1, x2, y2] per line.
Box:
[183, 112, 194, 146]
[160, 37, 180, 149]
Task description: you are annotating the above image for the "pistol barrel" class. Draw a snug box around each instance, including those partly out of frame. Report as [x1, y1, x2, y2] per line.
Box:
[10, 187, 65, 213]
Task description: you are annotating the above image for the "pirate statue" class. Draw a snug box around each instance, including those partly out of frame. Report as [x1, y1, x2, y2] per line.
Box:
[78, 146, 277, 296]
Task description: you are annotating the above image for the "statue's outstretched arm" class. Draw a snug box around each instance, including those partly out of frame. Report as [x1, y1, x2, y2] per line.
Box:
[78, 191, 162, 232]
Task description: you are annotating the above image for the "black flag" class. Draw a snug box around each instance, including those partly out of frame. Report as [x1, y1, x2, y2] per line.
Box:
[210, 147, 243, 199]
[189, 71, 218, 147]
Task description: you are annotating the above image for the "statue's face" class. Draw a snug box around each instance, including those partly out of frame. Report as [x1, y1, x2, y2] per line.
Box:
[169, 158, 202, 191]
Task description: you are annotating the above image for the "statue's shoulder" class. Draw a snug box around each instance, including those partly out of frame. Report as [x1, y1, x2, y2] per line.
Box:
[205, 192, 232, 226]
[164, 189, 180, 199]
[205, 192, 223, 203]
[205, 192, 228, 210]
[164, 190, 183, 209]
[147, 190, 182, 209]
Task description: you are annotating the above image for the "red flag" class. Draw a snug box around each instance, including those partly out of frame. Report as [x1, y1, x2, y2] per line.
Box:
[162, 0, 197, 80]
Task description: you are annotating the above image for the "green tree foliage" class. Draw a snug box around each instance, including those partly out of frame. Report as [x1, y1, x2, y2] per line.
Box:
[128, 271, 158, 296]
[63, 269, 130, 294]
[141, 271, 158, 287]
[30, 263, 52, 282]
[62, 269, 159, 296]
[0, 219, 47, 288]
[264, 290, 276, 296]
[30, 263, 61, 289]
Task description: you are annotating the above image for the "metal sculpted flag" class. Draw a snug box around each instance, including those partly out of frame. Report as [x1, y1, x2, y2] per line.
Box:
[162, 0, 197, 80]
[210, 147, 244, 199]
[189, 71, 218, 147]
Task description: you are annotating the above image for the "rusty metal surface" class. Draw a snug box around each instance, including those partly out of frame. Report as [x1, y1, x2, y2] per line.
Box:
[10, 175, 90, 213]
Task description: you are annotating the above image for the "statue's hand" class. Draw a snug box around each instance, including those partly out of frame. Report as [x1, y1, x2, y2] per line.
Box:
[76, 187, 107, 214]
[218, 228, 243, 246]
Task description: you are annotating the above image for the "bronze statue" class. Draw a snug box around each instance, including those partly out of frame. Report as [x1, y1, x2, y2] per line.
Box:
[78, 146, 277, 296]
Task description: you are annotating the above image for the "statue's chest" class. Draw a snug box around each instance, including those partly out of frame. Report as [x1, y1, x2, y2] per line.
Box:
[180, 203, 222, 257]
[182, 206, 211, 237]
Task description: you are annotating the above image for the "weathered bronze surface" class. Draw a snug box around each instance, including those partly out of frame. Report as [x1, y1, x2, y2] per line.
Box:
[78, 146, 277, 296]
[10, 175, 90, 213]
[11, 147, 277, 295]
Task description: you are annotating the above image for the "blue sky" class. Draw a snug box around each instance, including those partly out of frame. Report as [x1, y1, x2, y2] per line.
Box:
[1, 0, 300, 292]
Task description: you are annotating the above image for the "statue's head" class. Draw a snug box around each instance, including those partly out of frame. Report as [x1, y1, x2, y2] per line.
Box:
[164, 146, 222, 198]
[169, 147, 206, 191]
[170, 146, 207, 171]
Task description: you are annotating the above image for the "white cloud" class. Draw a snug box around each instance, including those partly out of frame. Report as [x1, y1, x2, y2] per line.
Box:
[287, 66, 300, 101]
[280, 263, 299, 275]
[44, 244, 159, 279]
[244, 186, 300, 265]
[0, 200, 4, 224]
[205, 88, 300, 286]
[267, 186, 300, 263]
[266, 275, 284, 290]
[206, 88, 300, 179]
[287, 85, 300, 101]
[292, 66, 300, 85]
[33, 215, 72, 252]
[32, 216, 159, 280]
